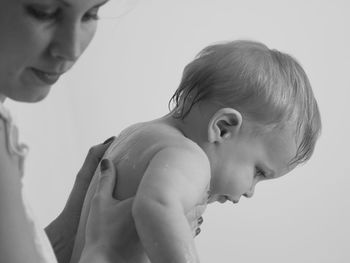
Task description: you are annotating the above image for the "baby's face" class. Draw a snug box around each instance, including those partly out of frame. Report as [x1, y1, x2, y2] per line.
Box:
[208, 124, 298, 204]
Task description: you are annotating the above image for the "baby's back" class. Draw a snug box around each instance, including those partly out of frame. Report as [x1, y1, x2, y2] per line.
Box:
[70, 119, 189, 263]
[108, 121, 186, 200]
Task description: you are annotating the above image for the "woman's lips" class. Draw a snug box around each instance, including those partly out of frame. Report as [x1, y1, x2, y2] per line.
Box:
[31, 68, 61, 85]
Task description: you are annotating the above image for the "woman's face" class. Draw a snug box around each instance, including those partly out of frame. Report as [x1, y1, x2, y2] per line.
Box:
[0, 0, 108, 102]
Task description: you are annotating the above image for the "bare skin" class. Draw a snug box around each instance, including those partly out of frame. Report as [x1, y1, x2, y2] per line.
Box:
[72, 101, 299, 263]
[71, 115, 210, 263]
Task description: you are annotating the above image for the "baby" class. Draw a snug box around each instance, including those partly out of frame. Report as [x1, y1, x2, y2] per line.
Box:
[71, 40, 321, 263]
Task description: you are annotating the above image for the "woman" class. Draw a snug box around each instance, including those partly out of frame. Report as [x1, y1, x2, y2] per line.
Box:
[0, 0, 202, 262]
[0, 0, 141, 262]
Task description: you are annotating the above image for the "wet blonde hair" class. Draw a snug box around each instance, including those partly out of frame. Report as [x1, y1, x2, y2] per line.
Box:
[169, 40, 321, 166]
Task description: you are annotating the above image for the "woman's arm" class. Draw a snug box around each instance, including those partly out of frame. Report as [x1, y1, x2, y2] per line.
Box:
[45, 137, 115, 263]
[132, 146, 210, 263]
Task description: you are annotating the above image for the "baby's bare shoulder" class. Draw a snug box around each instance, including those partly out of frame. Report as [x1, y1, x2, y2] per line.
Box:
[117, 121, 193, 151]
[110, 121, 209, 173]
[146, 123, 208, 162]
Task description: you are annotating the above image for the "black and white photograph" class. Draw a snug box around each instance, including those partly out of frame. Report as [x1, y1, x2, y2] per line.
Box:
[1, 0, 348, 262]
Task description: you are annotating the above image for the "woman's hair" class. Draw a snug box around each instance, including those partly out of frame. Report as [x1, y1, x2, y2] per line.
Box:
[169, 40, 321, 166]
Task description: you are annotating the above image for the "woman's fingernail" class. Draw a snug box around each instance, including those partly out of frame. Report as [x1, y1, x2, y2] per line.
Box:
[103, 136, 115, 145]
[198, 217, 203, 225]
[195, 228, 201, 236]
[100, 159, 110, 172]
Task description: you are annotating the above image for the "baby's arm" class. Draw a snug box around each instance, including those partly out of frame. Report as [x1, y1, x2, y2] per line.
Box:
[132, 146, 210, 263]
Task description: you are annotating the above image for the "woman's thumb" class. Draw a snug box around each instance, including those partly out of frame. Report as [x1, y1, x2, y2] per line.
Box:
[96, 158, 117, 197]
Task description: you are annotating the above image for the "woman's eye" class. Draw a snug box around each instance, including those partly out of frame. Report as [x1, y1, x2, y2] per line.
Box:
[82, 9, 100, 22]
[26, 6, 59, 21]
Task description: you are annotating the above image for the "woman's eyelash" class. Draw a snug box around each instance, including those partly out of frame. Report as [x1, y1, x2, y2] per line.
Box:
[83, 7, 101, 21]
[26, 6, 59, 21]
[83, 12, 100, 21]
[26, 6, 100, 23]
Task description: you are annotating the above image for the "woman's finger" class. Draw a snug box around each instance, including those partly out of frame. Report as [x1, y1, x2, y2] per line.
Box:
[195, 227, 201, 237]
[63, 137, 115, 213]
[96, 158, 117, 198]
[198, 216, 203, 226]
[76, 137, 115, 186]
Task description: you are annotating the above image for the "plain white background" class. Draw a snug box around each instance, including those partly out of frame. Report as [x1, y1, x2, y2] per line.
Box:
[7, 0, 349, 262]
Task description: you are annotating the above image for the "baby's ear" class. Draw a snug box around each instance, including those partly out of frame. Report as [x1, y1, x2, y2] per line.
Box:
[207, 108, 242, 143]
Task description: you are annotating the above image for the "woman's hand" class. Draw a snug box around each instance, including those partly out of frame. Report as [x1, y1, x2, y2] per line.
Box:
[80, 158, 146, 263]
[45, 137, 115, 263]
[187, 210, 204, 238]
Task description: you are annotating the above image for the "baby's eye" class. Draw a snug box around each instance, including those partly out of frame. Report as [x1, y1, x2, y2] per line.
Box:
[26, 5, 60, 21]
[255, 167, 266, 178]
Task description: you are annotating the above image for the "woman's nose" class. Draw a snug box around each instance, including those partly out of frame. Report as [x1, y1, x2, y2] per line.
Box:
[49, 25, 82, 62]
